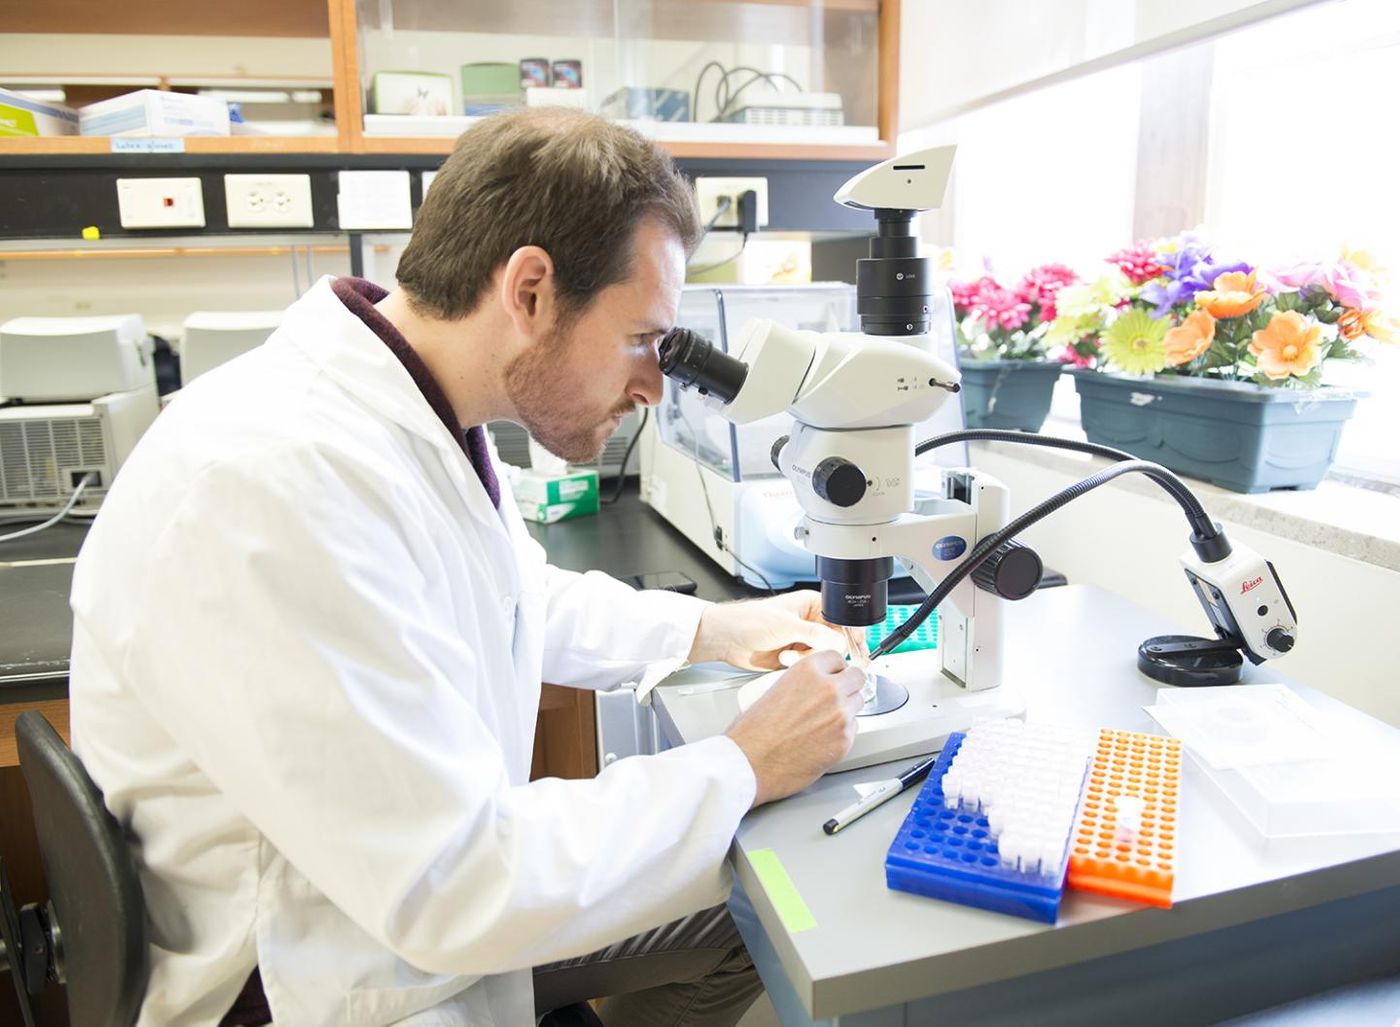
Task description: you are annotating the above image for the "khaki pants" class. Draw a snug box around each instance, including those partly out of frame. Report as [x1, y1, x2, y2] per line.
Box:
[532, 904, 763, 1026]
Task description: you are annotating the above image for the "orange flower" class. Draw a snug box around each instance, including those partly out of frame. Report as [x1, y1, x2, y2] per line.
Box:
[1248, 311, 1322, 380]
[1163, 309, 1216, 366]
[1338, 309, 1367, 341]
[1195, 271, 1268, 318]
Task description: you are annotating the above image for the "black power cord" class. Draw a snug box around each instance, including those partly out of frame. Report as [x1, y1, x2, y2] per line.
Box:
[869, 430, 1226, 660]
[601, 408, 650, 506]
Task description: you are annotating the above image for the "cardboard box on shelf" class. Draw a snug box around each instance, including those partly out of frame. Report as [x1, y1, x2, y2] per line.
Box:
[80, 90, 230, 137]
[0, 88, 78, 137]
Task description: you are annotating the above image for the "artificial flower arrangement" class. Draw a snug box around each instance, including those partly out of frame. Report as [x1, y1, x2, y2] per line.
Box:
[1043, 236, 1397, 388]
[948, 264, 1079, 361]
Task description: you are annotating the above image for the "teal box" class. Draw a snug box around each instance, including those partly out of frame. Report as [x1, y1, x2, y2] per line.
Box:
[514, 469, 599, 523]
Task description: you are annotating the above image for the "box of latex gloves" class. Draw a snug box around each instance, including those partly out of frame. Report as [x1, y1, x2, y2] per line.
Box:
[514, 468, 599, 523]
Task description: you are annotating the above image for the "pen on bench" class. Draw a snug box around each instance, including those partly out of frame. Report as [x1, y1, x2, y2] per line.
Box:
[822, 752, 941, 836]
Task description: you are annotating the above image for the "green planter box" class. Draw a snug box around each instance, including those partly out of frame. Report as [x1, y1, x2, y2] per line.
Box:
[958, 360, 1063, 432]
[1069, 369, 1359, 494]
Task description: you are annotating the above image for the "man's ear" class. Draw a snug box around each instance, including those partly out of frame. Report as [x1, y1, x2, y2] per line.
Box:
[498, 245, 557, 339]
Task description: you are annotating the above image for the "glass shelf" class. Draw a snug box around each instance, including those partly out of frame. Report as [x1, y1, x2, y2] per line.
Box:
[354, 0, 883, 151]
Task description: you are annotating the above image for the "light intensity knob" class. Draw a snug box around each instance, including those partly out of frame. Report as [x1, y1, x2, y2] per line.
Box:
[1266, 627, 1295, 653]
[811, 457, 867, 508]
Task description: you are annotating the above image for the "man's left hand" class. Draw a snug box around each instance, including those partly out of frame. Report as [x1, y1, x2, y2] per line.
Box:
[688, 592, 850, 671]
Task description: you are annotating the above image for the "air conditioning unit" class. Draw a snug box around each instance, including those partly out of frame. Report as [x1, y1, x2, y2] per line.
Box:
[0, 386, 158, 510]
[0, 314, 159, 510]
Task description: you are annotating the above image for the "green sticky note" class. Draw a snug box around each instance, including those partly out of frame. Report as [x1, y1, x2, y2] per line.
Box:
[748, 848, 817, 933]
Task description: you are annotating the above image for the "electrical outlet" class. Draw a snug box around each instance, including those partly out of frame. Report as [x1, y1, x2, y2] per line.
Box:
[694, 176, 769, 229]
[224, 174, 315, 229]
[115, 178, 206, 229]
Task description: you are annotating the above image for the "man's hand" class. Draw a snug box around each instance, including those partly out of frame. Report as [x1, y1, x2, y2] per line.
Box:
[688, 591, 847, 671]
[726, 651, 865, 806]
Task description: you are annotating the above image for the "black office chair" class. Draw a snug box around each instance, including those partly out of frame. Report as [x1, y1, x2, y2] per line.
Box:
[0, 712, 603, 1027]
[0, 711, 148, 1027]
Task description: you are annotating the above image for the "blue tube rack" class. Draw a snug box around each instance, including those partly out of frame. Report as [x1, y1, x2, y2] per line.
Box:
[884, 732, 1070, 924]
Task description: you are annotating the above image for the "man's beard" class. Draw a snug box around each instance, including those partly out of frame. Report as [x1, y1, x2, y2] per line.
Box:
[502, 320, 631, 464]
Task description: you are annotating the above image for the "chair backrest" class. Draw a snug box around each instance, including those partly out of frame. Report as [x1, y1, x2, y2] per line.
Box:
[15, 711, 148, 1027]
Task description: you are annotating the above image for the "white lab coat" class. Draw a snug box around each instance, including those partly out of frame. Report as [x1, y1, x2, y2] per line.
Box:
[68, 277, 756, 1026]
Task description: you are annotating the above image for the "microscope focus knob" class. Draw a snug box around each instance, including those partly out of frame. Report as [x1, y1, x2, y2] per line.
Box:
[972, 539, 1043, 600]
[811, 458, 867, 508]
[1266, 627, 1295, 653]
[770, 435, 790, 472]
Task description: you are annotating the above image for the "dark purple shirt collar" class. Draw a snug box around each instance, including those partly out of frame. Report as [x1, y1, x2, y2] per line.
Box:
[331, 277, 500, 508]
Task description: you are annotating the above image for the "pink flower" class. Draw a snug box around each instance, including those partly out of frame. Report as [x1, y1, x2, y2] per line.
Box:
[949, 275, 997, 316]
[971, 285, 1032, 331]
[1267, 261, 1327, 291]
[1324, 262, 1376, 310]
[1059, 347, 1093, 367]
[1266, 260, 1377, 310]
[1108, 244, 1168, 285]
[1016, 263, 1078, 321]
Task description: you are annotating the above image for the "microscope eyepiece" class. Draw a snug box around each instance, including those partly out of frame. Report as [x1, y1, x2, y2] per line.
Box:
[658, 327, 749, 404]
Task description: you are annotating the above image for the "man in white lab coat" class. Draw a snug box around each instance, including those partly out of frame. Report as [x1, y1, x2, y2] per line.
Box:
[69, 108, 867, 1026]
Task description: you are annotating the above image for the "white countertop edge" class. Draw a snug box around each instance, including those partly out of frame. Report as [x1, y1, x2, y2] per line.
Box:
[969, 433, 1400, 573]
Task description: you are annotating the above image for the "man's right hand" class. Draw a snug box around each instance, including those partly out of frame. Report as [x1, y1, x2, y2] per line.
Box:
[725, 650, 866, 807]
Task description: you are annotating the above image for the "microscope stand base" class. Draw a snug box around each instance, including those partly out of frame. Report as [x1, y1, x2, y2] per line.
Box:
[830, 653, 1025, 773]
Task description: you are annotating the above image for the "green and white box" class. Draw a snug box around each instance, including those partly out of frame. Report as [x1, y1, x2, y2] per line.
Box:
[514, 468, 599, 523]
[0, 88, 78, 137]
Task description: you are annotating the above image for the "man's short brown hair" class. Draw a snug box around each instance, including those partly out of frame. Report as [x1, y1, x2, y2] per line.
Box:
[396, 108, 700, 324]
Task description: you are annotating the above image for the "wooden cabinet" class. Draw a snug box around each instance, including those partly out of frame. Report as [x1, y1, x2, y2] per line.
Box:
[0, 0, 898, 161]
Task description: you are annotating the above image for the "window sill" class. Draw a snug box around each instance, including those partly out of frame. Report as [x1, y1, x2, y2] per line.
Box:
[971, 418, 1400, 573]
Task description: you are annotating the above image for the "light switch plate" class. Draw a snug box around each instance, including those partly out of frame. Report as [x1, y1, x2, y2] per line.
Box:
[116, 177, 206, 229]
[224, 173, 315, 229]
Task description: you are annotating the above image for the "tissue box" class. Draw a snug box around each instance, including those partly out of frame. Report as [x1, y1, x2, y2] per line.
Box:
[0, 88, 78, 137]
[514, 468, 599, 523]
[80, 90, 230, 137]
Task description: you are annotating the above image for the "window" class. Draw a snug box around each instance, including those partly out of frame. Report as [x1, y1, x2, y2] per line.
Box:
[1206, 0, 1400, 486]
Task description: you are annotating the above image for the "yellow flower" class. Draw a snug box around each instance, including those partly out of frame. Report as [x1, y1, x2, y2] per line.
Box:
[1163, 309, 1216, 366]
[1340, 246, 1390, 289]
[1248, 311, 1322, 380]
[1102, 309, 1169, 374]
[1196, 271, 1268, 318]
[1364, 310, 1400, 345]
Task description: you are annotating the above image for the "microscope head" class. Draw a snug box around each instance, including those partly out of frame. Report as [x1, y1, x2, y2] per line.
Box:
[657, 321, 961, 627]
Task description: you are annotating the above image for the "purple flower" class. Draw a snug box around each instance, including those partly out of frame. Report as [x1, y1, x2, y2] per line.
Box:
[1138, 254, 1251, 316]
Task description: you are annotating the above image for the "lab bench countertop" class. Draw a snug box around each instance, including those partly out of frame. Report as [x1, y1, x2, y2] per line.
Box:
[652, 584, 1400, 1025]
[0, 483, 751, 698]
[0, 522, 87, 699]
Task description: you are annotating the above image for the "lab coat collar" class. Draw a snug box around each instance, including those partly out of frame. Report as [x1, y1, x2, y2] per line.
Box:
[278, 276, 504, 531]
